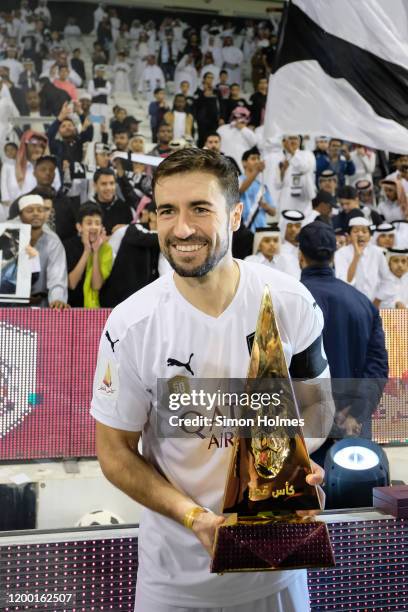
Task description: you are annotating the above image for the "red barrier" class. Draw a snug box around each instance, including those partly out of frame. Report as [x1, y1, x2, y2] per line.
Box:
[0, 309, 109, 460]
[0, 308, 406, 460]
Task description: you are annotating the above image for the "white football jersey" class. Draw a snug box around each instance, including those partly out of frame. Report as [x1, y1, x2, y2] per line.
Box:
[91, 259, 326, 608]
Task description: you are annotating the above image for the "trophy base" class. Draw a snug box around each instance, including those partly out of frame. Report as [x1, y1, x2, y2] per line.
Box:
[211, 514, 335, 574]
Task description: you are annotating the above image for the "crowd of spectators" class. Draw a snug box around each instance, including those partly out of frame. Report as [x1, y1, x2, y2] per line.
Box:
[0, 1, 407, 312]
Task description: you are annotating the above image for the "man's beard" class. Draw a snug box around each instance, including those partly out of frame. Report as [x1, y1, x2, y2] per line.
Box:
[162, 227, 230, 278]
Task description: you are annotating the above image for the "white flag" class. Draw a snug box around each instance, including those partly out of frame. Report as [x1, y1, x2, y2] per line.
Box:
[264, 0, 408, 152]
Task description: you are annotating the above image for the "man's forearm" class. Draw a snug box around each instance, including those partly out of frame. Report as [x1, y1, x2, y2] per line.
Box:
[100, 444, 198, 525]
[302, 400, 333, 453]
[239, 173, 257, 194]
[297, 380, 335, 454]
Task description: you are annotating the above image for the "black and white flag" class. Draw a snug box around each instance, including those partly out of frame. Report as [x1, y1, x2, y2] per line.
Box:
[264, 0, 408, 152]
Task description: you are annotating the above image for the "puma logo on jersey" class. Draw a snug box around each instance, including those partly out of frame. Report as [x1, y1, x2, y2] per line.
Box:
[167, 353, 194, 376]
[105, 330, 119, 353]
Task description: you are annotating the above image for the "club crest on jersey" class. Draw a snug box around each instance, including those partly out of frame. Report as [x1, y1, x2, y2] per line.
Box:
[167, 353, 194, 376]
[167, 375, 191, 396]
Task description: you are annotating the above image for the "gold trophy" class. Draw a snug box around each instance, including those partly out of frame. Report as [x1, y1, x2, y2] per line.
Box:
[211, 287, 335, 573]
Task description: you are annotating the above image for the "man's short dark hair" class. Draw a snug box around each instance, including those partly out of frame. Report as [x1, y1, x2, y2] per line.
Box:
[113, 127, 129, 136]
[77, 202, 103, 223]
[242, 147, 260, 162]
[203, 71, 214, 79]
[338, 185, 357, 200]
[154, 87, 164, 95]
[93, 168, 115, 183]
[220, 70, 228, 75]
[204, 132, 220, 141]
[312, 190, 337, 209]
[230, 82, 240, 88]
[4, 142, 17, 150]
[31, 186, 55, 199]
[35, 155, 58, 168]
[152, 148, 239, 210]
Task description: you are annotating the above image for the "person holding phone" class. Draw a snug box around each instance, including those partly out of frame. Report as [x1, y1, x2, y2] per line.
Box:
[316, 138, 356, 188]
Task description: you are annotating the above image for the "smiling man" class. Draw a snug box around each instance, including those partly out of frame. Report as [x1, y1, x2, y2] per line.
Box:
[91, 149, 331, 612]
[334, 216, 396, 307]
[18, 194, 68, 309]
[91, 168, 133, 235]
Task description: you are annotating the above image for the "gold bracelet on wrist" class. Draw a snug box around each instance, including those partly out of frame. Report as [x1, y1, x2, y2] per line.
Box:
[183, 506, 206, 530]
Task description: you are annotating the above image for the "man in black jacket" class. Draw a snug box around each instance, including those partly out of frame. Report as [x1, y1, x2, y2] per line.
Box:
[47, 102, 93, 168]
[92, 168, 133, 235]
[332, 185, 377, 233]
[38, 76, 70, 116]
[71, 48, 86, 83]
[249, 77, 267, 128]
[100, 207, 159, 307]
[298, 222, 388, 463]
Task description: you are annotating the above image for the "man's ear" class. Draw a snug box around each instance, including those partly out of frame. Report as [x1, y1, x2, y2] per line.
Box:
[230, 202, 243, 232]
[75, 222, 82, 234]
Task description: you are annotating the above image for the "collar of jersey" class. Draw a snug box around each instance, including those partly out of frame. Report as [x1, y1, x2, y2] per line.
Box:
[169, 258, 245, 323]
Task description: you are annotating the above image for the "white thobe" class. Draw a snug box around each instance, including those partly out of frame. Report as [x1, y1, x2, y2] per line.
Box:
[0, 59, 23, 84]
[64, 25, 81, 38]
[386, 171, 408, 196]
[113, 61, 131, 93]
[279, 241, 301, 279]
[93, 6, 106, 32]
[392, 221, 408, 249]
[1, 161, 61, 203]
[303, 209, 320, 226]
[174, 57, 198, 94]
[272, 149, 316, 215]
[334, 243, 396, 302]
[217, 124, 257, 173]
[138, 65, 165, 101]
[221, 46, 244, 84]
[172, 111, 188, 139]
[110, 17, 121, 41]
[381, 273, 408, 308]
[34, 7, 51, 23]
[245, 252, 293, 275]
[377, 199, 404, 223]
[201, 44, 223, 67]
[346, 150, 376, 186]
[130, 42, 149, 88]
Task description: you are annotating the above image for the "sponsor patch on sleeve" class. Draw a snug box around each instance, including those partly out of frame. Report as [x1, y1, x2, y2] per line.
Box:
[95, 357, 119, 398]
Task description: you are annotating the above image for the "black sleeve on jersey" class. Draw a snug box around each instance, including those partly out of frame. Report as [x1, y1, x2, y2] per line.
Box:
[289, 334, 327, 380]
